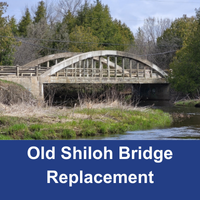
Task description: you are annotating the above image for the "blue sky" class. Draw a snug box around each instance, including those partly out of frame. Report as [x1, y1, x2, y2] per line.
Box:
[5, 0, 200, 33]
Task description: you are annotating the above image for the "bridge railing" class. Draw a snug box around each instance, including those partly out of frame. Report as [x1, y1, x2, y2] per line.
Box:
[0, 65, 46, 77]
[0, 64, 169, 79]
[0, 66, 163, 79]
[51, 67, 162, 79]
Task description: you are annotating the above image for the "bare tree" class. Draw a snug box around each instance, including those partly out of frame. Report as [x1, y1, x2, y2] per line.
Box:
[57, 0, 89, 17]
[45, 0, 61, 24]
[129, 17, 173, 69]
[30, 0, 60, 24]
[14, 18, 69, 66]
[129, 28, 148, 57]
[14, 39, 39, 66]
[14, 18, 53, 66]
[142, 17, 172, 44]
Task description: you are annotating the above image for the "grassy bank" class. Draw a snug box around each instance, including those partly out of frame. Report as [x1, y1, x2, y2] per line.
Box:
[0, 107, 172, 140]
[174, 99, 200, 107]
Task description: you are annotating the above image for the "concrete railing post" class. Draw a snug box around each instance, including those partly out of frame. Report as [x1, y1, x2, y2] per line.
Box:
[137, 63, 139, 77]
[107, 56, 110, 78]
[156, 72, 159, 78]
[122, 57, 125, 78]
[129, 59, 132, 78]
[86, 59, 89, 77]
[94, 60, 96, 77]
[75, 63, 77, 77]
[35, 65, 39, 77]
[79, 61, 82, 77]
[16, 65, 19, 77]
[66, 67, 68, 77]
[115, 57, 117, 78]
[72, 63, 74, 77]
[99, 56, 103, 78]
[91, 58, 94, 78]
[83, 60, 86, 77]
[55, 60, 58, 76]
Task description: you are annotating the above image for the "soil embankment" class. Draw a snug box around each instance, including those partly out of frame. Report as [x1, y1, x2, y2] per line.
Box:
[0, 79, 35, 106]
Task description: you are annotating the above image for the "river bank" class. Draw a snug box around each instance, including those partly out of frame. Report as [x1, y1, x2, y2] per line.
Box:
[89, 102, 200, 140]
[174, 99, 200, 107]
[0, 103, 172, 140]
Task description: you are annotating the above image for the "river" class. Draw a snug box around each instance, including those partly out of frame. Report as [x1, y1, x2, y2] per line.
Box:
[79, 101, 200, 140]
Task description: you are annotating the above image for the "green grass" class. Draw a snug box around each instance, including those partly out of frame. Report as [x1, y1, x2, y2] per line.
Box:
[175, 99, 200, 107]
[62, 129, 76, 139]
[7, 124, 28, 134]
[29, 124, 43, 132]
[0, 108, 172, 140]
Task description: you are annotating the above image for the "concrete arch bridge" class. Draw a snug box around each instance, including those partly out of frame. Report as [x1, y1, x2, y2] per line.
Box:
[0, 50, 169, 100]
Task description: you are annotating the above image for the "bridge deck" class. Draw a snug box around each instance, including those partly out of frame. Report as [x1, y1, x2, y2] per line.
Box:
[43, 77, 168, 84]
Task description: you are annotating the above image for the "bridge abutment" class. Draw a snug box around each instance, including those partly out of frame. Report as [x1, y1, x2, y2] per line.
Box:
[0, 77, 42, 100]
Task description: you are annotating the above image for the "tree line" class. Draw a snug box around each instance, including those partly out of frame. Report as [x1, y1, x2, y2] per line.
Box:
[0, 0, 200, 96]
[1, 0, 134, 66]
[131, 10, 200, 96]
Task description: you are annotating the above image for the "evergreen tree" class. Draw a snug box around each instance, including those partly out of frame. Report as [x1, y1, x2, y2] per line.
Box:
[50, 21, 69, 53]
[86, 1, 113, 45]
[112, 20, 134, 51]
[33, 1, 46, 23]
[69, 25, 100, 52]
[76, 1, 91, 27]
[9, 16, 18, 36]
[74, 0, 134, 51]
[16, 0, 135, 61]
[0, 2, 19, 65]
[18, 8, 32, 37]
[62, 10, 76, 34]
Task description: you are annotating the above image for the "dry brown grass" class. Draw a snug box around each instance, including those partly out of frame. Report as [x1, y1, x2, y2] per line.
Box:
[0, 103, 67, 118]
[0, 99, 151, 119]
[79, 99, 150, 112]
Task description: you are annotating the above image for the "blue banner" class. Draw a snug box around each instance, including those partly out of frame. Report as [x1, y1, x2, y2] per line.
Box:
[0, 141, 199, 200]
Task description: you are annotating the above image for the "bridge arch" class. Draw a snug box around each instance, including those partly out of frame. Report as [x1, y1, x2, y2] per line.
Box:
[40, 50, 167, 79]
[22, 52, 80, 69]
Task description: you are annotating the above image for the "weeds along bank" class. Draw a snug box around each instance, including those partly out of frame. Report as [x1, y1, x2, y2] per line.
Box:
[0, 105, 172, 140]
